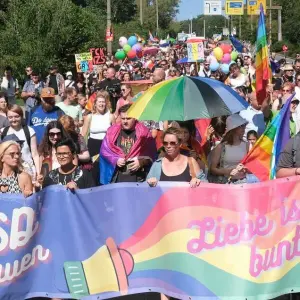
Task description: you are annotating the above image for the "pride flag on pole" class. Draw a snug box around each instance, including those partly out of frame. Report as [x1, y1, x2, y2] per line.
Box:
[255, 4, 272, 105]
[242, 95, 293, 181]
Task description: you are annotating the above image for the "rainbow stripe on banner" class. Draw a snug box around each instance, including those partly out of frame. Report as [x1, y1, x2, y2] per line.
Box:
[255, 3, 272, 104]
[243, 94, 293, 181]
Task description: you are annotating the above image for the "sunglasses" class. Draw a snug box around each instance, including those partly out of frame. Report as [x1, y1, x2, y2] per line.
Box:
[49, 132, 61, 138]
[56, 152, 72, 158]
[4, 151, 21, 158]
[163, 141, 178, 147]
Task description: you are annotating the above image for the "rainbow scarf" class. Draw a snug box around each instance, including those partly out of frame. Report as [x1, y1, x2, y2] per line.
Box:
[100, 122, 157, 184]
[255, 4, 272, 104]
[242, 95, 293, 181]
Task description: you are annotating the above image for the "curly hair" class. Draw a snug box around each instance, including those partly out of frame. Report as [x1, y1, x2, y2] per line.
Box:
[38, 121, 69, 157]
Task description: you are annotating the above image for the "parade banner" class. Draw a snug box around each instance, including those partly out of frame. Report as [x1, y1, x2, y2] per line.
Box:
[75, 52, 93, 73]
[225, 0, 244, 15]
[247, 0, 266, 15]
[1, 178, 300, 299]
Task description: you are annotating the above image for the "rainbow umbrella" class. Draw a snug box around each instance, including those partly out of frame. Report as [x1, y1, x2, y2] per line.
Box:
[128, 76, 248, 121]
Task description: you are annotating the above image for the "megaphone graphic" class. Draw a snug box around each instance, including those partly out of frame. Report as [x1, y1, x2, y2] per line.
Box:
[64, 237, 134, 298]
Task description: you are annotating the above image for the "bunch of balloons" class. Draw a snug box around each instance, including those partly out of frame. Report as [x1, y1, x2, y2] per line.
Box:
[208, 43, 239, 74]
[115, 35, 143, 61]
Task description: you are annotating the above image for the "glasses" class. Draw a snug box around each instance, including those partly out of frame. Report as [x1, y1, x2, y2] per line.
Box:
[163, 141, 178, 147]
[49, 132, 61, 138]
[56, 152, 71, 158]
[283, 89, 291, 93]
[4, 152, 20, 158]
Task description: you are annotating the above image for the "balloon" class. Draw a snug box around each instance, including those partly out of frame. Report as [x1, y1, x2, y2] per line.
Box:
[213, 47, 223, 61]
[132, 43, 143, 52]
[220, 44, 232, 54]
[210, 62, 220, 72]
[231, 51, 238, 61]
[123, 44, 131, 53]
[220, 64, 230, 74]
[222, 53, 231, 64]
[128, 36, 138, 47]
[127, 49, 137, 60]
[115, 50, 126, 60]
[119, 37, 128, 47]
[208, 56, 217, 64]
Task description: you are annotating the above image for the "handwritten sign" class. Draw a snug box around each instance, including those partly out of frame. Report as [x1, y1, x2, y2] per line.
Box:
[187, 41, 204, 61]
[90, 48, 106, 65]
[75, 52, 93, 73]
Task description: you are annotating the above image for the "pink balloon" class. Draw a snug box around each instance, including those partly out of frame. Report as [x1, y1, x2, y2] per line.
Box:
[132, 43, 143, 52]
[222, 53, 231, 64]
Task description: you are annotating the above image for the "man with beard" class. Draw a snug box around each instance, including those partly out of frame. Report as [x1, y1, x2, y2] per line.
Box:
[28, 87, 65, 144]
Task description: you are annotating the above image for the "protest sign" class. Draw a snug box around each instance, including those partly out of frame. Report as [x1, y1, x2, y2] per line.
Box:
[75, 52, 93, 72]
[187, 38, 204, 61]
[90, 47, 106, 65]
[1, 178, 300, 299]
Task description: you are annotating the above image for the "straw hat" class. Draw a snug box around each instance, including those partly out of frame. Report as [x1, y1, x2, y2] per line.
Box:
[283, 64, 294, 71]
[225, 114, 248, 134]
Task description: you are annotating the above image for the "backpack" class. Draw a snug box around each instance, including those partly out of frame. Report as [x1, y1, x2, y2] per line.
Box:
[1, 125, 31, 152]
[292, 132, 300, 167]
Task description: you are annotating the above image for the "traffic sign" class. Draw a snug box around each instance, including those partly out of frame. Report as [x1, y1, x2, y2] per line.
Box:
[225, 0, 244, 15]
[204, 0, 222, 15]
[247, 0, 266, 15]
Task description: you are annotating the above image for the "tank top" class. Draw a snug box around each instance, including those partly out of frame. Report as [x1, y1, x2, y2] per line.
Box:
[0, 173, 22, 194]
[89, 111, 111, 140]
[160, 163, 192, 182]
[223, 142, 247, 169]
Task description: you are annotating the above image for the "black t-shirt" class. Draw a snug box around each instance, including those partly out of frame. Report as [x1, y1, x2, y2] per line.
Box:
[43, 166, 95, 189]
[48, 75, 58, 94]
[114, 129, 145, 183]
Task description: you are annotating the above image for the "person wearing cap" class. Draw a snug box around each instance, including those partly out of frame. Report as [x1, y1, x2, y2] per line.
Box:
[65, 71, 75, 88]
[45, 65, 65, 103]
[21, 70, 44, 121]
[209, 114, 250, 184]
[28, 87, 64, 145]
[281, 64, 295, 85]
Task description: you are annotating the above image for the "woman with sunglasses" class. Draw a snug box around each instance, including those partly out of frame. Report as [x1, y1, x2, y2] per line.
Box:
[147, 127, 205, 188]
[38, 121, 69, 178]
[0, 140, 32, 196]
[272, 82, 294, 111]
[1, 105, 40, 181]
[114, 84, 133, 123]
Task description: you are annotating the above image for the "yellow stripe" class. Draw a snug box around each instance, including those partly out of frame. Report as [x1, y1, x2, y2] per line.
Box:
[258, 135, 273, 155]
[134, 228, 300, 284]
[127, 78, 178, 119]
[256, 48, 269, 67]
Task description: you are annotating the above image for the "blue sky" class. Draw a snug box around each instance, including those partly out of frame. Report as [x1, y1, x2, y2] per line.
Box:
[177, 0, 204, 20]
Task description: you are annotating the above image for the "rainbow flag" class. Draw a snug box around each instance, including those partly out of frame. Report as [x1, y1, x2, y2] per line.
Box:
[242, 95, 293, 181]
[255, 4, 272, 104]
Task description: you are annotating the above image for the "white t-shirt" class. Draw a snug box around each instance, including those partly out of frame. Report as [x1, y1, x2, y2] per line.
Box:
[1, 126, 36, 175]
[1, 77, 19, 97]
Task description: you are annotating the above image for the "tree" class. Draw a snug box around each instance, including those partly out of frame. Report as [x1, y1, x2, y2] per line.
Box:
[86, 0, 137, 23]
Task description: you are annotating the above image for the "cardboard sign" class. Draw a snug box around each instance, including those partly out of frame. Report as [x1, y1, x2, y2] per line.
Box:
[75, 53, 93, 73]
[90, 48, 106, 65]
[187, 41, 204, 61]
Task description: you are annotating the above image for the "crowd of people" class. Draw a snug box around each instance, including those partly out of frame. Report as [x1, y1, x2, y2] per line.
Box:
[0, 40, 299, 201]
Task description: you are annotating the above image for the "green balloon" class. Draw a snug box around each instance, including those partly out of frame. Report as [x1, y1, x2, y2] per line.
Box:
[231, 51, 238, 61]
[123, 44, 132, 53]
[115, 50, 126, 60]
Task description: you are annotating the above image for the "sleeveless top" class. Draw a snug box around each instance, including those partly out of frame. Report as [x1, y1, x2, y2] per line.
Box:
[0, 173, 22, 194]
[160, 163, 192, 182]
[89, 111, 111, 140]
[223, 141, 248, 169]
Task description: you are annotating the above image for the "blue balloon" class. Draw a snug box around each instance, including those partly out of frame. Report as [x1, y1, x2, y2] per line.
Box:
[220, 64, 230, 74]
[128, 36, 138, 46]
[210, 62, 220, 72]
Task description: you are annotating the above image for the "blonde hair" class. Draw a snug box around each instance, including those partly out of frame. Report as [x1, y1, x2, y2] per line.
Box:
[0, 141, 23, 171]
[93, 91, 111, 113]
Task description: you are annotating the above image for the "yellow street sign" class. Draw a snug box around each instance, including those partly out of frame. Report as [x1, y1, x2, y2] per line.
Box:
[225, 0, 244, 15]
[247, 0, 266, 15]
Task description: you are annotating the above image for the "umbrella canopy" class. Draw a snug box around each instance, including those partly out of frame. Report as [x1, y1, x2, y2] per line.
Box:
[127, 76, 249, 121]
[176, 57, 204, 64]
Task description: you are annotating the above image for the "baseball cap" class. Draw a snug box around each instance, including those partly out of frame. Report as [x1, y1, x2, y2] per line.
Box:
[1, 134, 24, 146]
[49, 65, 58, 70]
[41, 88, 55, 98]
[66, 71, 72, 77]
